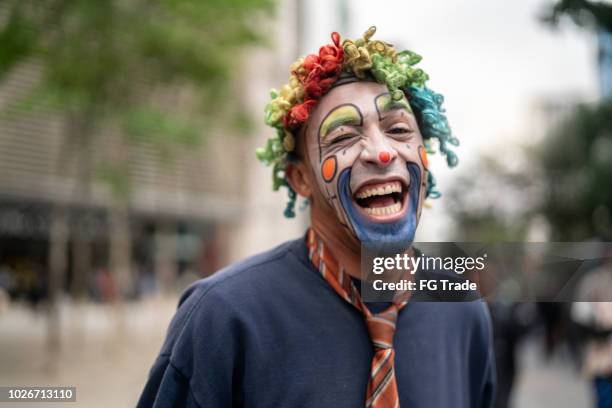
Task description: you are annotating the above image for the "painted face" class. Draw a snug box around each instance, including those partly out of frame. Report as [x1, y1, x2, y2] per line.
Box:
[303, 81, 429, 252]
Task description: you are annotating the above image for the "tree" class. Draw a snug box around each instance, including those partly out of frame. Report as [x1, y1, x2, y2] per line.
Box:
[536, 101, 612, 240]
[0, 0, 274, 351]
[538, 1, 612, 240]
[445, 154, 540, 242]
[542, 0, 612, 31]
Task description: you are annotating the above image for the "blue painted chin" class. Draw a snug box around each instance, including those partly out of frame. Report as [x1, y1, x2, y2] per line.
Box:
[338, 163, 421, 254]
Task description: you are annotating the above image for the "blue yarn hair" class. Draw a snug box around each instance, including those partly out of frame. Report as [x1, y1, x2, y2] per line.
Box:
[408, 86, 460, 199]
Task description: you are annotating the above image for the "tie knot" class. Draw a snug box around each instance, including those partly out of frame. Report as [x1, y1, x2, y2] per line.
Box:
[365, 305, 399, 350]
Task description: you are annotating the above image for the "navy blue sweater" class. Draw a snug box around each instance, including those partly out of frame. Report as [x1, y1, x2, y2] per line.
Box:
[138, 238, 495, 407]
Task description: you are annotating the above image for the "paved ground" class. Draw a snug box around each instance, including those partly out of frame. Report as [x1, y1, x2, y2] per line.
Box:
[513, 340, 591, 407]
[0, 298, 176, 408]
[0, 299, 594, 407]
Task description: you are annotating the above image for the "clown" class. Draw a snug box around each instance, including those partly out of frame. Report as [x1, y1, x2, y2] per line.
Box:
[139, 27, 495, 408]
[257, 27, 458, 256]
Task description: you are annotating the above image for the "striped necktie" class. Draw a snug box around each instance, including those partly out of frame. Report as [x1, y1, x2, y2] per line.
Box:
[306, 229, 409, 408]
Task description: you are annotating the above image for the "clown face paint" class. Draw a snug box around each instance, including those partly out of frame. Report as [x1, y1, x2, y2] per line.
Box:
[304, 81, 428, 252]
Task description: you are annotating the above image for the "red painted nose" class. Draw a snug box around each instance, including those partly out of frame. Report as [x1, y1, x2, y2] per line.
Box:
[379, 151, 391, 164]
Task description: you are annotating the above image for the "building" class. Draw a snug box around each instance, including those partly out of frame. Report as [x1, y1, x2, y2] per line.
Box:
[0, 0, 306, 303]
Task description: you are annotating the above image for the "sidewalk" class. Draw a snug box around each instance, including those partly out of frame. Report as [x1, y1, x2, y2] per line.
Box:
[513, 339, 591, 407]
[0, 297, 177, 407]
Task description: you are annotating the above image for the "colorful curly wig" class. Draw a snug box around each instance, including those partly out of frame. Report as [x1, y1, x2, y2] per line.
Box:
[256, 26, 459, 218]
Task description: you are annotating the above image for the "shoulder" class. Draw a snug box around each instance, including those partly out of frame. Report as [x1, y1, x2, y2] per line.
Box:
[402, 293, 493, 351]
[450, 301, 494, 356]
[454, 300, 492, 334]
[181, 236, 312, 304]
[409, 299, 491, 331]
[158, 237, 315, 354]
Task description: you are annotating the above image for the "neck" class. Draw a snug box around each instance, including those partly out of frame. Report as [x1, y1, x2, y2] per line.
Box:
[309, 217, 363, 279]
[310, 216, 417, 282]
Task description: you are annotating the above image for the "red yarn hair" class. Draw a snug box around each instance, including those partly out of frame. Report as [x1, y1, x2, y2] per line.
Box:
[284, 32, 344, 130]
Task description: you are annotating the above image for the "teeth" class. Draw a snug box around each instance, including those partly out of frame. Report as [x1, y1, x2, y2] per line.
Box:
[363, 202, 402, 216]
[356, 181, 402, 199]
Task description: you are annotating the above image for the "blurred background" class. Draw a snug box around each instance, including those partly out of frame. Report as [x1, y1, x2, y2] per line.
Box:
[0, 0, 611, 407]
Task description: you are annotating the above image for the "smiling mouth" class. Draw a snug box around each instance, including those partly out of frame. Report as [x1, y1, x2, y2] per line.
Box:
[353, 180, 408, 219]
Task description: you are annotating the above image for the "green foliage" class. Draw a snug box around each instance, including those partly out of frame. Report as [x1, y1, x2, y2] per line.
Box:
[536, 101, 612, 240]
[0, 6, 36, 76]
[0, 0, 274, 197]
[97, 163, 130, 200]
[448, 2, 612, 242]
[123, 107, 200, 163]
[445, 156, 536, 242]
[543, 0, 612, 31]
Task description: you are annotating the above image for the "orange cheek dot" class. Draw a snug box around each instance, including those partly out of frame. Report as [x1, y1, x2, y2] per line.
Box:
[321, 156, 337, 183]
[419, 146, 429, 170]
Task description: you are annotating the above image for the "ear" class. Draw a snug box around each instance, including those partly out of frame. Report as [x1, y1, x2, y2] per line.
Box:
[285, 160, 314, 198]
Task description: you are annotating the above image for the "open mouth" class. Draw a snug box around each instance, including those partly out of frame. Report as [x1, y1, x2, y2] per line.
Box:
[353, 179, 408, 219]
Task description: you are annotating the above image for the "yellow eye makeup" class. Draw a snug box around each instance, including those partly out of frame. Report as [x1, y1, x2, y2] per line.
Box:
[318, 104, 362, 140]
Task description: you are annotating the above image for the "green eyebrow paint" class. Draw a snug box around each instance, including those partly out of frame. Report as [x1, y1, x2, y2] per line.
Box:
[375, 93, 413, 116]
[319, 104, 362, 139]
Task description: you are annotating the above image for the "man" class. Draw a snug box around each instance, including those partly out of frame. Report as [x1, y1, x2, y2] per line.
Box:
[571, 248, 612, 408]
[138, 27, 495, 408]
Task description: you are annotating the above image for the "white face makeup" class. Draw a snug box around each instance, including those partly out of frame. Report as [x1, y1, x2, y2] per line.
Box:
[303, 81, 429, 250]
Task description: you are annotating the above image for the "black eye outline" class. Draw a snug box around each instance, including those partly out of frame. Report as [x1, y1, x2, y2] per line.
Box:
[322, 129, 362, 156]
[331, 133, 358, 144]
[327, 127, 361, 145]
[386, 124, 414, 137]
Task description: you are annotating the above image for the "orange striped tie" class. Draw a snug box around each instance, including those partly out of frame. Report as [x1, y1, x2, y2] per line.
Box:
[306, 229, 409, 408]
[364, 305, 401, 408]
